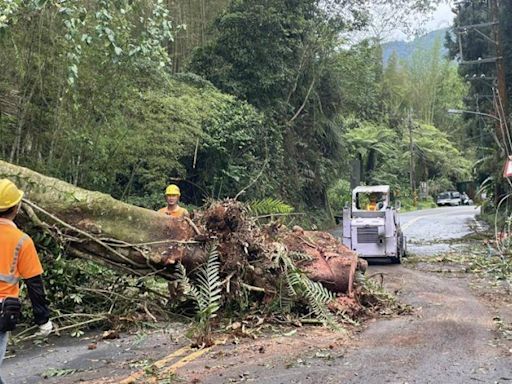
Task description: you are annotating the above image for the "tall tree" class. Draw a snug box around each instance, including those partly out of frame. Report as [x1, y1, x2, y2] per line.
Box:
[166, 0, 230, 72]
[189, 0, 353, 207]
[446, 0, 512, 204]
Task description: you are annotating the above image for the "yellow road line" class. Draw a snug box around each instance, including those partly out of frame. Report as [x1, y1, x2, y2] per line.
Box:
[119, 345, 192, 384]
[148, 346, 212, 382]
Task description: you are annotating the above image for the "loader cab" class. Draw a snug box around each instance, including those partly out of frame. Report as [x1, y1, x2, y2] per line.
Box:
[354, 190, 389, 212]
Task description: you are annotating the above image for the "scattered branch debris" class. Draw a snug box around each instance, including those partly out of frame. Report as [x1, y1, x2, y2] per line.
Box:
[0, 161, 404, 342]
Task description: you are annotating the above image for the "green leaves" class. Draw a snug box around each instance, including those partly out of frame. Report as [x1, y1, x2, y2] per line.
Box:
[248, 198, 294, 216]
[408, 123, 472, 180]
[343, 119, 399, 169]
[173, 245, 223, 345]
[195, 246, 222, 319]
[0, 0, 26, 29]
[342, 114, 471, 193]
[174, 245, 222, 323]
[42, 368, 79, 378]
[277, 251, 340, 330]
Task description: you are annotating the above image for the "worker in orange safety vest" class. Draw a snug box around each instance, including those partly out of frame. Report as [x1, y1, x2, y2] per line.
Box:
[0, 179, 52, 383]
[158, 184, 189, 218]
[366, 193, 379, 211]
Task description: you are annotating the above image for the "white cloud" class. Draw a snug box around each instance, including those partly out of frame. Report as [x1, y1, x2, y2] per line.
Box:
[388, 2, 454, 41]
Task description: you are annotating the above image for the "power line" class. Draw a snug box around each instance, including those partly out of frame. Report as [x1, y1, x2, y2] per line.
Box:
[453, 0, 509, 152]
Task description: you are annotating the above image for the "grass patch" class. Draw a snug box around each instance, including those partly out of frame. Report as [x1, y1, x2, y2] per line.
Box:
[400, 197, 437, 212]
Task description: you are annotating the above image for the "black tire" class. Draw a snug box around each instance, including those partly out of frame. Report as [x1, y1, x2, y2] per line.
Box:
[391, 233, 404, 264]
[401, 234, 407, 257]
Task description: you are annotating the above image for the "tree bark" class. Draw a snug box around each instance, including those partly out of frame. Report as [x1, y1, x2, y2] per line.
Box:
[0, 160, 358, 295]
[0, 160, 195, 278]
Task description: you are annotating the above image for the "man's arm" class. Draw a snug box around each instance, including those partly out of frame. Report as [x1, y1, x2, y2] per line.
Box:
[25, 275, 50, 325]
[17, 238, 53, 337]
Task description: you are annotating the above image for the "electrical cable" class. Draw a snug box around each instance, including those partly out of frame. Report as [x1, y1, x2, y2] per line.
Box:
[495, 88, 512, 154]
[492, 89, 510, 156]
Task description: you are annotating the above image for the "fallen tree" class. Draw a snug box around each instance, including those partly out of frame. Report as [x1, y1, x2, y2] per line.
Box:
[0, 160, 372, 336]
[0, 160, 196, 279]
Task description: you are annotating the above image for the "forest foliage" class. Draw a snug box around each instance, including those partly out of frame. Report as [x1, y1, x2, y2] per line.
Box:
[0, 0, 473, 226]
[446, 0, 512, 208]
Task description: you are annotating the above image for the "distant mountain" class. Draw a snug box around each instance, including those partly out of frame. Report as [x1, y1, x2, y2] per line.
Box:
[382, 28, 450, 65]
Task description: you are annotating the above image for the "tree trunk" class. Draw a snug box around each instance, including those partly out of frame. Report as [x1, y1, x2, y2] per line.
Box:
[0, 160, 195, 279]
[0, 160, 358, 295]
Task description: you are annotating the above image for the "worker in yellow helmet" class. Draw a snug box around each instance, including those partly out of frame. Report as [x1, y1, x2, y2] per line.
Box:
[0, 180, 52, 381]
[366, 193, 379, 211]
[158, 184, 189, 218]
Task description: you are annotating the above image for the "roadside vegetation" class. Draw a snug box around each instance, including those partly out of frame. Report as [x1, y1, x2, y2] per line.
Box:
[0, 0, 471, 225]
[2, 0, 512, 344]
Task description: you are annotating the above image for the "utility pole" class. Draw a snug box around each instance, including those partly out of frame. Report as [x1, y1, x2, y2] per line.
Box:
[491, 0, 509, 116]
[408, 109, 416, 197]
[453, 0, 510, 205]
[476, 94, 483, 149]
[455, 0, 509, 143]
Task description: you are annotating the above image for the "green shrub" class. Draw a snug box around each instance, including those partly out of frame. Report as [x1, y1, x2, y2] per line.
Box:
[327, 180, 351, 213]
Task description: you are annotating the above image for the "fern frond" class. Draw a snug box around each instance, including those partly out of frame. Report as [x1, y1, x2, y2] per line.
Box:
[279, 292, 295, 313]
[173, 245, 223, 323]
[289, 252, 314, 262]
[286, 270, 301, 296]
[194, 244, 222, 320]
[284, 262, 341, 330]
[302, 279, 341, 330]
[271, 243, 294, 269]
[173, 262, 205, 309]
[248, 198, 294, 216]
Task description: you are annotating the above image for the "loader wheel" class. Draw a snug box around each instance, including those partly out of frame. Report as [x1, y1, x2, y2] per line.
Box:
[390, 255, 401, 264]
[391, 233, 404, 264]
[401, 233, 407, 258]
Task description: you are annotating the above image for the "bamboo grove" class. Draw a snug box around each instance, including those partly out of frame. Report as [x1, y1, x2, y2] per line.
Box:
[0, 0, 483, 224]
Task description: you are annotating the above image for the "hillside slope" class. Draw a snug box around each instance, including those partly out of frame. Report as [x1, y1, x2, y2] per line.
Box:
[382, 28, 450, 64]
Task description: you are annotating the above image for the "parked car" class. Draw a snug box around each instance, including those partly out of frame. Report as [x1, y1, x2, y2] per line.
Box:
[436, 191, 461, 206]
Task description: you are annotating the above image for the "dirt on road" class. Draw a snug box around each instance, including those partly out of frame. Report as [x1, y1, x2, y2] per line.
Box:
[4, 206, 512, 384]
[14, 258, 510, 384]
[159, 263, 512, 384]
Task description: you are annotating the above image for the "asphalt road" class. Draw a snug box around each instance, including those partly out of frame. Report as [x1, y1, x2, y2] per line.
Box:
[400, 205, 481, 256]
[330, 205, 482, 256]
[4, 205, 511, 384]
[187, 205, 512, 384]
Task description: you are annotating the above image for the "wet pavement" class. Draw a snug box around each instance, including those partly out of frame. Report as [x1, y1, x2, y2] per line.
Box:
[400, 205, 481, 256]
[331, 205, 482, 257]
[2, 324, 190, 384]
[5, 204, 509, 384]
[215, 265, 512, 384]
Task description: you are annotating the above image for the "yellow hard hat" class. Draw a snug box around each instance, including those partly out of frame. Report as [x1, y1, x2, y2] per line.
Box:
[165, 184, 181, 196]
[0, 179, 24, 212]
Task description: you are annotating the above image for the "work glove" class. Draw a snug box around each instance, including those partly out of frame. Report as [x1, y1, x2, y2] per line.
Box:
[34, 320, 53, 338]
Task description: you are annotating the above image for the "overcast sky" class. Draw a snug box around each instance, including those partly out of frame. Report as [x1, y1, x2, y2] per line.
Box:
[426, 3, 454, 31]
[388, 2, 454, 41]
[347, 2, 455, 43]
